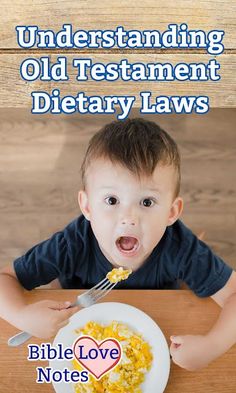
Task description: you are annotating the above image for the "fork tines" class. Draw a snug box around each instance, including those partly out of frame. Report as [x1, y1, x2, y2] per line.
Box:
[91, 281, 117, 302]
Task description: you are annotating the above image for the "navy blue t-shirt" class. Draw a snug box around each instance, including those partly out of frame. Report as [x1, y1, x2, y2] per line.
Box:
[14, 215, 232, 297]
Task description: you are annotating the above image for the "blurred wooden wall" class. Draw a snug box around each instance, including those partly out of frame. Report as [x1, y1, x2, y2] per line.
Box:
[0, 108, 235, 270]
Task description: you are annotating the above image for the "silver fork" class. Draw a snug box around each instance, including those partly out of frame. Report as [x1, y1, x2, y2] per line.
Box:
[8, 277, 117, 347]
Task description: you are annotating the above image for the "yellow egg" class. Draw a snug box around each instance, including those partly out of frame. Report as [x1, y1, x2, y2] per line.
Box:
[72, 321, 153, 392]
[106, 267, 132, 283]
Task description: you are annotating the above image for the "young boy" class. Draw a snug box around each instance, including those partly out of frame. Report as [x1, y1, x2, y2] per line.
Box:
[0, 118, 236, 371]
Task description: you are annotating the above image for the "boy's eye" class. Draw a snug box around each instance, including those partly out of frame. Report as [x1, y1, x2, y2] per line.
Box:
[141, 198, 155, 207]
[105, 196, 119, 205]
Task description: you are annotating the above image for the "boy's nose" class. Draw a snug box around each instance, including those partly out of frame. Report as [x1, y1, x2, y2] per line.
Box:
[120, 211, 138, 226]
[121, 218, 136, 226]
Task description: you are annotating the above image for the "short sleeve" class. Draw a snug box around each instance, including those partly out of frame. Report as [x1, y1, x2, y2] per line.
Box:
[14, 231, 69, 290]
[178, 237, 233, 297]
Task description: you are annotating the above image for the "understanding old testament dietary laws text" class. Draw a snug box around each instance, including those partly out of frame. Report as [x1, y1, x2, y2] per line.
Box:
[16, 24, 224, 117]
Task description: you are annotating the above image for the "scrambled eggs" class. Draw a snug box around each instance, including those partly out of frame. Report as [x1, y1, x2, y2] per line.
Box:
[106, 267, 132, 283]
[72, 321, 153, 393]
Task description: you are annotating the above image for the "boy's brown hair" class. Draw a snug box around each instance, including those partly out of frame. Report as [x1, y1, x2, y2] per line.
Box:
[81, 118, 181, 197]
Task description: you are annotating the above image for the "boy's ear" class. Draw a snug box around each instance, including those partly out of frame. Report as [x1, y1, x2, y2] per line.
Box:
[167, 197, 183, 226]
[78, 190, 90, 221]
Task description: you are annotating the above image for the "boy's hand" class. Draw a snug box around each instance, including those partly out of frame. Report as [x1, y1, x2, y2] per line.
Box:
[17, 300, 79, 338]
[170, 334, 216, 371]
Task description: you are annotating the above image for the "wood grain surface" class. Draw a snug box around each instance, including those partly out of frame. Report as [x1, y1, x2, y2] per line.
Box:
[0, 0, 235, 49]
[0, 54, 235, 107]
[0, 1, 236, 108]
[0, 289, 236, 392]
[0, 108, 235, 269]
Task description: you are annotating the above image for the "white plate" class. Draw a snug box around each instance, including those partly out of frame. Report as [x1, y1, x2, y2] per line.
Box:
[50, 302, 170, 393]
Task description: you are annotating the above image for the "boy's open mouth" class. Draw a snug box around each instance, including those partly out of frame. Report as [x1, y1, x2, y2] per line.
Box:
[116, 236, 140, 255]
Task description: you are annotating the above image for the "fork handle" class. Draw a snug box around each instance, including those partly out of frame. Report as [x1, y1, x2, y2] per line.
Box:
[8, 331, 32, 347]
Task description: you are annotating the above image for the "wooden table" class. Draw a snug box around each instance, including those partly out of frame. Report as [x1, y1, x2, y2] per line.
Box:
[0, 289, 236, 392]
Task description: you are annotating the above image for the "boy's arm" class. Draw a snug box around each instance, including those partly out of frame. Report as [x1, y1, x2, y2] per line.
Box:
[0, 264, 27, 317]
[208, 270, 236, 352]
[170, 270, 236, 370]
[0, 264, 79, 338]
